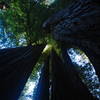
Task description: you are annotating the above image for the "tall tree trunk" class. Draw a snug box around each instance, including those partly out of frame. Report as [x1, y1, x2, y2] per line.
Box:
[50, 48, 96, 100]
[0, 45, 45, 100]
[34, 56, 50, 100]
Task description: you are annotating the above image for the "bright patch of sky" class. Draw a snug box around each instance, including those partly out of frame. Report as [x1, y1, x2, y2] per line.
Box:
[0, 28, 16, 49]
[43, 0, 55, 6]
[0, 19, 27, 49]
[18, 70, 41, 100]
[19, 38, 27, 46]
[33, 0, 40, 3]
[67, 48, 100, 99]
[18, 34, 27, 46]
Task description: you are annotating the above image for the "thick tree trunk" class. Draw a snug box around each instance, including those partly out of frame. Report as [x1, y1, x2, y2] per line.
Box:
[0, 45, 45, 100]
[34, 57, 50, 100]
[43, 0, 100, 79]
[51, 50, 77, 100]
[50, 48, 96, 100]
[61, 46, 98, 100]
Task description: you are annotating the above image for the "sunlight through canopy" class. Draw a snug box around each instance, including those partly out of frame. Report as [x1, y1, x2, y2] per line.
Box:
[18, 71, 41, 100]
[67, 48, 100, 99]
[43, 0, 55, 6]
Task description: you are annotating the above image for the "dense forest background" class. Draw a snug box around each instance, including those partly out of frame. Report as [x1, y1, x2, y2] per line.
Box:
[0, 0, 100, 100]
[0, 0, 73, 99]
[0, 0, 73, 48]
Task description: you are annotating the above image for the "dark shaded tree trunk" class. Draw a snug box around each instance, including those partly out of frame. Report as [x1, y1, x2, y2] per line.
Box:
[51, 49, 97, 100]
[61, 40, 100, 80]
[0, 45, 45, 100]
[51, 50, 74, 100]
[34, 56, 50, 100]
[43, 0, 100, 99]
[43, 0, 100, 80]
[61, 46, 98, 100]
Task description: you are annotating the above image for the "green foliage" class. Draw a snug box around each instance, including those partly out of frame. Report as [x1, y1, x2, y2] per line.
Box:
[0, 0, 73, 45]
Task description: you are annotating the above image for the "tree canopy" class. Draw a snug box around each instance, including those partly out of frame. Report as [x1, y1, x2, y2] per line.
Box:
[0, 0, 73, 46]
[0, 0, 99, 100]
